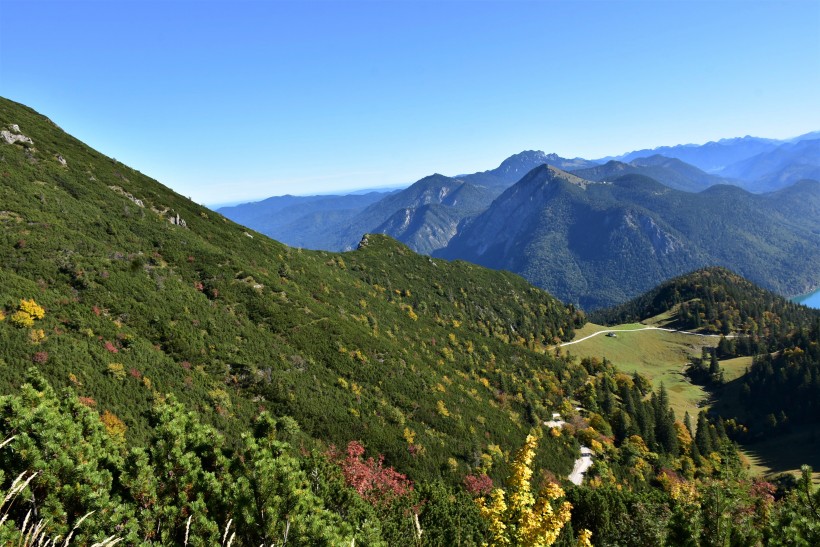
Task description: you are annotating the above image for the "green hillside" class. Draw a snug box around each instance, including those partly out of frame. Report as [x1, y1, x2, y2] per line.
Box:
[3, 97, 820, 546]
[0, 96, 590, 481]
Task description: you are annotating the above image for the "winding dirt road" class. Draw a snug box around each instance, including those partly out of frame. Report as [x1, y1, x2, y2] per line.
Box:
[558, 326, 733, 348]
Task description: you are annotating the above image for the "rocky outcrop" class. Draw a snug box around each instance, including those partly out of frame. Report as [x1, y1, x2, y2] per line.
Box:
[169, 213, 187, 228]
[1, 124, 34, 146]
[109, 186, 145, 208]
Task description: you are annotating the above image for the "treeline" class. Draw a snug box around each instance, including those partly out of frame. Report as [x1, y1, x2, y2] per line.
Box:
[736, 326, 820, 437]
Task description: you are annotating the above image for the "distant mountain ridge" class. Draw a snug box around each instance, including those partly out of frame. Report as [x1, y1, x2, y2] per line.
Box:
[601, 131, 820, 190]
[603, 134, 786, 172]
[220, 130, 819, 256]
[220, 151, 598, 253]
[219, 135, 820, 311]
[571, 155, 728, 192]
[718, 139, 820, 192]
[437, 167, 820, 310]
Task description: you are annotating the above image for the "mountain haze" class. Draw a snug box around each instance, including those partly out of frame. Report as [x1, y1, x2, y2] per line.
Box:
[608, 136, 781, 172]
[217, 191, 393, 248]
[718, 138, 820, 192]
[571, 155, 727, 192]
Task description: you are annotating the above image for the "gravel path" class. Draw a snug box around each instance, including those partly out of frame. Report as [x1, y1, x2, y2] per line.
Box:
[568, 446, 593, 486]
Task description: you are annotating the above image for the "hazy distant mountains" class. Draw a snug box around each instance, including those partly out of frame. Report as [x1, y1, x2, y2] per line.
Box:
[217, 191, 394, 249]
[219, 132, 820, 309]
[718, 139, 820, 192]
[572, 155, 728, 192]
[219, 151, 600, 253]
[604, 130, 819, 171]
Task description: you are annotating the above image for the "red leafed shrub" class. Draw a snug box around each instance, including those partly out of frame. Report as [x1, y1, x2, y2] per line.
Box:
[463, 473, 494, 496]
[92, 305, 101, 316]
[31, 351, 49, 364]
[193, 281, 204, 291]
[78, 396, 97, 408]
[129, 368, 142, 379]
[104, 340, 119, 353]
[328, 441, 412, 506]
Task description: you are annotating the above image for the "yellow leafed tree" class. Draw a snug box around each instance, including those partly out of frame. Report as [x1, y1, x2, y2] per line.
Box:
[477, 433, 591, 546]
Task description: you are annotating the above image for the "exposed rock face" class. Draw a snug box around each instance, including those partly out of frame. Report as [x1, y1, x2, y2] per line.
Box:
[169, 213, 187, 228]
[109, 186, 145, 208]
[1, 125, 34, 146]
[56, 154, 67, 166]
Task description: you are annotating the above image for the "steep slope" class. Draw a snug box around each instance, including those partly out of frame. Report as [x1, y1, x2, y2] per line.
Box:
[370, 203, 473, 255]
[0, 97, 586, 486]
[767, 179, 820, 234]
[332, 173, 496, 251]
[439, 167, 820, 310]
[572, 155, 726, 192]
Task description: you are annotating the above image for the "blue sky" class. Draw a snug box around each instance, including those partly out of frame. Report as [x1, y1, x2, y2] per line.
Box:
[2, 0, 819, 205]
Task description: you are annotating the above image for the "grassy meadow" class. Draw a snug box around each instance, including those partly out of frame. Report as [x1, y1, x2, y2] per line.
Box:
[562, 323, 820, 481]
[559, 322, 717, 422]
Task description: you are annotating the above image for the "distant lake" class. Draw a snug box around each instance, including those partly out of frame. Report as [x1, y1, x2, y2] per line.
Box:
[794, 288, 820, 309]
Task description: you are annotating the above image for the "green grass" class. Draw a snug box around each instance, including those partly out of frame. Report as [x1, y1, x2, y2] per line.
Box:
[718, 356, 753, 382]
[740, 425, 820, 484]
[560, 322, 718, 421]
[565, 325, 818, 481]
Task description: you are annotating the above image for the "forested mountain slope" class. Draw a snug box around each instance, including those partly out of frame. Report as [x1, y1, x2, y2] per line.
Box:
[0, 96, 586, 483]
[591, 267, 820, 443]
[439, 166, 820, 310]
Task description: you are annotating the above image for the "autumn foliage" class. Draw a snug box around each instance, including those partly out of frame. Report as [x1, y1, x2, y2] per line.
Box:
[329, 440, 413, 506]
[10, 298, 45, 328]
[477, 433, 581, 546]
[464, 473, 494, 496]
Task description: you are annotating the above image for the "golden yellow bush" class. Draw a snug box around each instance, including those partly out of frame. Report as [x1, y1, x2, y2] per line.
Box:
[100, 410, 127, 444]
[19, 299, 45, 320]
[476, 433, 576, 546]
[10, 311, 34, 328]
[10, 299, 45, 328]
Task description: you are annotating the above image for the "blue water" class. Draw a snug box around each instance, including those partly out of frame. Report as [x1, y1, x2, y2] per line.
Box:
[795, 289, 820, 309]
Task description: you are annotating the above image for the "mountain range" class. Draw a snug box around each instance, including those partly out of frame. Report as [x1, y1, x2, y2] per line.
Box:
[221, 134, 820, 310]
[437, 166, 820, 309]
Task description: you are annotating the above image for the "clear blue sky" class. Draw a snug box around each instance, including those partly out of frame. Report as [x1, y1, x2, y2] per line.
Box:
[2, 0, 819, 205]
